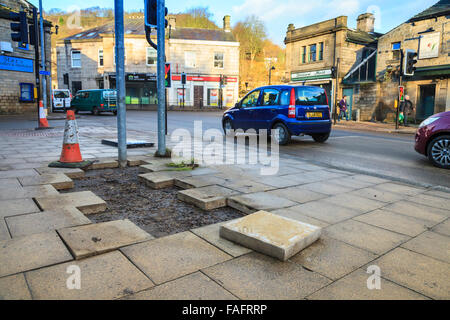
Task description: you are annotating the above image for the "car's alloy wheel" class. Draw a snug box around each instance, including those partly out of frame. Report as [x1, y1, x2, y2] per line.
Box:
[428, 135, 450, 169]
[272, 123, 290, 145]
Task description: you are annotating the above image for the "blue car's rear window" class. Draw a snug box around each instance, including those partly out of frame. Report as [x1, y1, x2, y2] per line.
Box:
[295, 87, 327, 105]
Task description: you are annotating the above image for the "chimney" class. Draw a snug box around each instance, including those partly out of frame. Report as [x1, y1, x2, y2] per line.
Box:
[168, 16, 176, 30]
[223, 15, 231, 32]
[356, 13, 375, 33]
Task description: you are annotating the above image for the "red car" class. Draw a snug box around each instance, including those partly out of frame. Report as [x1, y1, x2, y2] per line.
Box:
[415, 111, 450, 169]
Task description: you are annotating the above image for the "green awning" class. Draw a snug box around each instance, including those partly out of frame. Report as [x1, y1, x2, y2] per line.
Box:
[408, 64, 450, 79]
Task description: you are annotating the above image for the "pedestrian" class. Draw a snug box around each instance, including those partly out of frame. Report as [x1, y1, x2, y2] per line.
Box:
[399, 95, 414, 126]
[338, 95, 349, 121]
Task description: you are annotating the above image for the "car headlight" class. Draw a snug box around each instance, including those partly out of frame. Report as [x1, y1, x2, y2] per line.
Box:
[419, 117, 440, 129]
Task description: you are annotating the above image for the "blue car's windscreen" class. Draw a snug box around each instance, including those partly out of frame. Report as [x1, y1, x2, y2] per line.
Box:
[295, 87, 327, 105]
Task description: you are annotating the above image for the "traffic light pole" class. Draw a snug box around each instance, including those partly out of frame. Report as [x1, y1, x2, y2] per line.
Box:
[114, 0, 127, 167]
[38, 0, 47, 112]
[396, 50, 404, 130]
[32, 7, 40, 128]
[156, 0, 166, 156]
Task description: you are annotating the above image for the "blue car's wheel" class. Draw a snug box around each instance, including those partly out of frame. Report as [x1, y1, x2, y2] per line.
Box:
[223, 118, 235, 136]
[272, 123, 291, 145]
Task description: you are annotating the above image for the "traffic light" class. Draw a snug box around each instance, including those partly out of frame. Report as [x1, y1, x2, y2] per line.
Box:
[331, 67, 337, 79]
[10, 11, 28, 47]
[404, 49, 418, 76]
[165, 63, 171, 88]
[181, 73, 186, 85]
[223, 76, 228, 85]
[145, 0, 168, 28]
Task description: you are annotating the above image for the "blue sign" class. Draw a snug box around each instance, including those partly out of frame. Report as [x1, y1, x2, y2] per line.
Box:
[40, 70, 50, 76]
[0, 55, 34, 73]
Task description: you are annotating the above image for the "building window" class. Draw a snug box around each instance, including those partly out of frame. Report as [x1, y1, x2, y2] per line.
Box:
[185, 51, 197, 68]
[301, 46, 306, 64]
[19, 83, 34, 102]
[71, 50, 81, 68]
[309, 44, 317, 62]
[98, 49, 104, 67]
[318, 42, 324, 61]
[392, 42, 401, 60]
[146, 47, 157, 66]
[214, 52, 224, 68]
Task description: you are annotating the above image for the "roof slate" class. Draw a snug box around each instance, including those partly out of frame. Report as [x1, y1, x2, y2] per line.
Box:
[408, 0, 450, 22]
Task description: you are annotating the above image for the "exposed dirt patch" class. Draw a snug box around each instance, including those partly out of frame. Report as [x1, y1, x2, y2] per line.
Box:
[64, 167, 244, 238]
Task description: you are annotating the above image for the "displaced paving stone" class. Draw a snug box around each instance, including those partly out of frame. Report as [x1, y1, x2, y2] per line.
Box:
[406, 194, 450, 211]
[121, 231, 231, 284]
[0, 178, 21, 188]
[354, 209, 433, 237]
[401, 231, 450, 264]
[26, 251, 153, 300]
[267, 186, 327, 204]
[308, 268, 429, 300]
[0, 274, 32, 300]
[325, 220, 410, 255]
[178, 185, 239, 210]
[124, 272, 237, 300]
[19, 173, 74, 190]
[375, 248, 450, 300]
[281, 202, 360, 224]
[220, 211, 321, 261]
[349, 187, 404, 203]
[0, 231, 73, 278]
[432, 219, 450, 237]
[203, 252, 331, 299]
[383, 201, 448, 223]
[58, 219, 153, 260]
[88, 158, 118, 170]
[191, 221, 251, 257]
[373, 182, 425, 196]
[35, 167, 85, 179]
[227, 192, 296, 214]
[0, 185, 59, 201]
[0, 198, 40, 219]
[139, 159, 174, 173]
[290, 237, 377, 280]
[127, 156, 154, 167]
[6, 207, 91, 238]
[220, 180, 275, 194]
[324, 194, 386, 213]
[0, 169, 39, 179]
[271, 208, 329, 228]
[174, 175, 226, 189]
[35, 191, 106, 215]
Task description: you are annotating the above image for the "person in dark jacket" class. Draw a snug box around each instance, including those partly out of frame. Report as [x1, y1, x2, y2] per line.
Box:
[338, 96, 349, 121]
[399, 95, 414, 126]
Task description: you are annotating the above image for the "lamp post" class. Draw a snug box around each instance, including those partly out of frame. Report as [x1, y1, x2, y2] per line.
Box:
[269, 66, 275, 85]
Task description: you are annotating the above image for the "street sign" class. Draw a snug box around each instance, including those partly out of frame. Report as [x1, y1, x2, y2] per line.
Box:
[39, 70, 50, 76]
[399, 86, 405, 102]
[165, 63, 171, 88]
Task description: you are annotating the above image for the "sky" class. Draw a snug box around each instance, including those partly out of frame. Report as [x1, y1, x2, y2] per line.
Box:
[29, 0, 439, 46]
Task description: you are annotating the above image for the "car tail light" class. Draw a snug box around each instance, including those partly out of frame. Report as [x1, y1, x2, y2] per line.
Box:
[100, 103, 104, 107]
[288, 88, 296, 118]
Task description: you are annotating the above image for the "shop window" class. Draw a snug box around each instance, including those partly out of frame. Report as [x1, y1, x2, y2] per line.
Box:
[98, 49, 104, 67]
[309, 44, 317, 62]
[71, 50, 81, 68]
[214, 52, 224, 69]
[147, 47, 157, 66]
[207, 88, 219, 106]
[318, 42, 324, 61]
[19, 83, 34, 102]
[177, 87, 190, 106]
[185, 51, 197, 68]
[301, 46, 306, 64]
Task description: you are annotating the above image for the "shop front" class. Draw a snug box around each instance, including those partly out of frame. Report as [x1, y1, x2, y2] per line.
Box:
[290, 69, 333, 108]
[109, 73, 157, 109]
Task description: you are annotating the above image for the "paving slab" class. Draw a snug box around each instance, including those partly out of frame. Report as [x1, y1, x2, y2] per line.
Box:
[191, 221, 251, 257]
[174, 175, 226, 189]
[127, 156, 149, 167]
[267, 186, 327, 204]
[373, 182, 425, 196]
[227, 192, 296, 214]
[203, 252, 331, 299]
[35, 191, 107, 215]
[0, 178, 21, 188]
[284, 202, 361, 224]
[19, 173, 73, 190]
[0, 185, 59, 201]
[35, 167, 85, 179]
[220, 180, 275, 193]
[0, 169, 39, 179]
[351, 174, 389, 184]
[254, 176, 303, 188]
[349, 187, 404, 203]
[0, 273, 32, 300]
[190, 167, 220, 176]
[88, 158, 118, 170]
[327, 176, 375, 189]
[139, 171, 190, 189]
[382, 201, 448, 223]
[0, 231, 73, 278]
[221, 211, 322, 261]
[432, 219, 450, 237]
[401, 231, 450, 264]
[298, 181, 355, 195]
[271, 208, 329, 228]
[6, 207, 91, 238]
[124, 272, 237, 300]
[25, 251, 154, 300]
[325, 220, 410, 255]
[424, 190, 450, 200]
[121, 231, 232, 284]
[406, 194, 450, 211]
[375, 247, 450, 300]
[178, 185, 239, 210]
[58, 219, 153, 260]
[0, 219, 10, 241]
[307, 268, 429, 300]
[139, 162, 174, 173]
[0, 198, 40, 219]
[324, 194, 386, 213]
[354, 209, 433, 237]
[290, 237, 377, 280]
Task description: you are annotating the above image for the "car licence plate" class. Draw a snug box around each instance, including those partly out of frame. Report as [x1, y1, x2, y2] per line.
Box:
[110, 104, 116, 107]
[306, 112, 322, 118]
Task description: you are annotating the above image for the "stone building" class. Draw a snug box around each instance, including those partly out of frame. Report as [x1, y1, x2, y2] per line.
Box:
[285, 13, 381, 116]
[0, 0, 52, 114]
[56, 15, 239, 109]
[369, 0, 450, 122]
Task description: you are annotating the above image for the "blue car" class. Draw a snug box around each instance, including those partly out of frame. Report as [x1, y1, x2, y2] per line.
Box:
[222, 85, 332, 145]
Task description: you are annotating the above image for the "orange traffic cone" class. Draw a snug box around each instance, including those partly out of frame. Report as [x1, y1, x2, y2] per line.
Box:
[36, 100, 50, 129]
[49, 110, 92, 168]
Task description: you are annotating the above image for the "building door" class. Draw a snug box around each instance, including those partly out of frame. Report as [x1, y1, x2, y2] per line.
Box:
[194, 86, 204, 108]
[343, 88, 354, 120]
[418, 85, 436, 120]
[72, 81, 82, 95]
